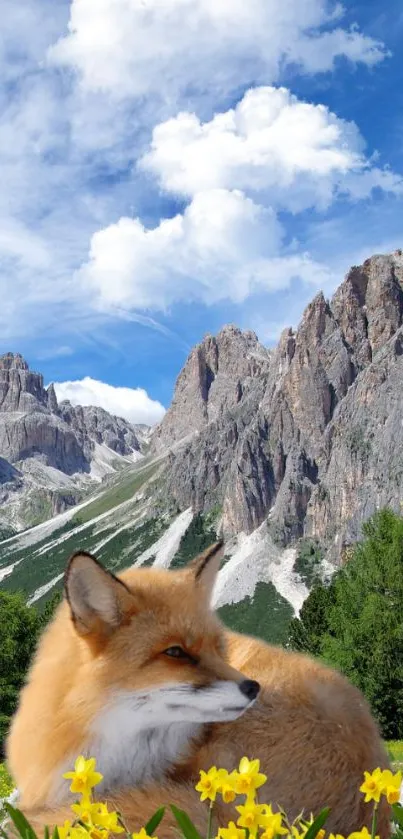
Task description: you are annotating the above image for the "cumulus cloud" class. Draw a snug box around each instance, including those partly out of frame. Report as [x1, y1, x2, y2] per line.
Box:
[79, 188, 333, 311]
[141, 86, 403, 209]
[53, 377, 166, 425]
[50, 0, 386, 103]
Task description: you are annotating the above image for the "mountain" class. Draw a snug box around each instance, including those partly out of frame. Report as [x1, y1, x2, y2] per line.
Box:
[1, 249, 403, 645]
[0, 353, 146, 532]
[156, 250, 403, 558]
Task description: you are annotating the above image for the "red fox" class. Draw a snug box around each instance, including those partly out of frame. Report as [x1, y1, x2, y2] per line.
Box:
[7, 543, 391, 837]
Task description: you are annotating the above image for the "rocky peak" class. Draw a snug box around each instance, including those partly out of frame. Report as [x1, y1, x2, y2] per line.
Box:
[0, 353, 48, 413]
[58, 401, 141, 458]
[152, 325, 271, 451]
[331, 251, 403, 367]
[46, 383, 59, 413]
[0, 352, 29, 371]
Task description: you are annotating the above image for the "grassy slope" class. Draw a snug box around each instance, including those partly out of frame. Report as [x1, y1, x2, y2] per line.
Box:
[0, 460, 164, 604]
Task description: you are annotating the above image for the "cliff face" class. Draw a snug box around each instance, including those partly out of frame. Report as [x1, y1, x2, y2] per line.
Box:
[154, 250, 403, 557]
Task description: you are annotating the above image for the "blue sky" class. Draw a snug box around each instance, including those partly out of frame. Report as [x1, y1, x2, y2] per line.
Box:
[1, 0, 402, 422]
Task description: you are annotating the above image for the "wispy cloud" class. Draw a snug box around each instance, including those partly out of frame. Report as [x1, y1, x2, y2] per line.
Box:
[0, 0, 401, 376]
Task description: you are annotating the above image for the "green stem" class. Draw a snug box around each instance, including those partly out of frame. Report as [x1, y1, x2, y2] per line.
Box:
[206, 803, 214, 839]
[371, 803, 378, 839]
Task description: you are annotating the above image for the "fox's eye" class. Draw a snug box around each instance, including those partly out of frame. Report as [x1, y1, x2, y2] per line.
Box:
[164, 645, 187, 658]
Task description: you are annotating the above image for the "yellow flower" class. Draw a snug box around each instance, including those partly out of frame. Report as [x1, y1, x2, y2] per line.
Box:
[236, 801, 271, 835]
[71, 802, 93, 824]
[329, 834, 346, 839]
[88, 828, 104, 839]
[359, 769, 384, 804]
[216, 769, 237, 803]
[132, 829, 158, 839]
[93, 803, 124, 833]
[57, 820, 75, 839]
[232, 757, 267, 800]
[290, 827, 307, 839]
[218, 822, 246, 839]
[348, 828, 379, 839]
[57, 821, 90, 839]
[196, 767, 220, 802]
[63, 756, 103, 795]
[72, 801, 124, 834]
[380, 769, 402, 804]
[259, 805, 288, 839]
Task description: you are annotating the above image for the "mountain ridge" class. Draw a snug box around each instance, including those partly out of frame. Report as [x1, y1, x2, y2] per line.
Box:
[1, 248, 403, 645]
[0, 354, 148, 532]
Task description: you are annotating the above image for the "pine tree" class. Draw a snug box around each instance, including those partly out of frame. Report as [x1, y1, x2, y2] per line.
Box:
[321, 508, 403, 738]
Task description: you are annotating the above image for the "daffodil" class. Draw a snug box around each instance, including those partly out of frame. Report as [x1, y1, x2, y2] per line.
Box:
[236, 801, 271, 836]
[132, 829, 158, 839]
[259, 804, 288, 839]
[218, 822, 246, 839]
[348, 827, 379, 839]
[232, 757, 267, 800]
[290, 826, 307, 839]
[216, 769, 237, 803]
[63, 756, 103, 795]
[359, 769, 384, 804]
[57, 819, 75, 839]
[57, 820, 90, 839]
[380, 769, 402, 804]
[329, 833, 346, 839]
[88, 828, 105, 839]
[95, 803, 125, 833]
[196, 767, 220, 802]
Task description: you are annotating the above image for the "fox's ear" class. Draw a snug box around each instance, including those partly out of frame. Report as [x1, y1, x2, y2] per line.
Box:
[65, 552, 134, 636]
[190, 541, 223, 605]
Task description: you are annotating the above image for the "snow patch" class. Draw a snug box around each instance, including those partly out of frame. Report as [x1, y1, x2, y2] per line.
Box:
[0, 558, 23, 582]
[27, 573, 64, 605]
[89, 443, 143, 481]
[213, 521, 308, 616]
[133, 508, 193, 568]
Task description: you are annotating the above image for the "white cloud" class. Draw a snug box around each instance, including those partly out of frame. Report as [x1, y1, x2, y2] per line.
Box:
[53, 377, 166, 425]
[50, 0, 386, 104]
[80, 188, 333, 311]
[141, 86, 403, 209]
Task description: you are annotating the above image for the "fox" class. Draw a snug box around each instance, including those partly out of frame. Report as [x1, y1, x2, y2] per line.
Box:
[7, 543, 391, 838]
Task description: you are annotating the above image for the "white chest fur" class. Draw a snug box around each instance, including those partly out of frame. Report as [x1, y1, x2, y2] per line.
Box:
[52, 691, 201, 803]
[52, 680, 249, 805]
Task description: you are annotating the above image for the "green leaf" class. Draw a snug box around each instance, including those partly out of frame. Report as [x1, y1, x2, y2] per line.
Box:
[145, 807, 166, 836]
[303, 808, 330, 839]
[4, 803, 38, 839]
[392, 804, 403, 830]
[44, 827, 50, 839]
[170, 805, 203, 839]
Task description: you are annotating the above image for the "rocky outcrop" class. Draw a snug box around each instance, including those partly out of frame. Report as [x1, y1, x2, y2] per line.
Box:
[58, 402, 141, 460]
[159, 250, 403, 559]
[0, 354, 146, 531]
[152, 325, 271, 451]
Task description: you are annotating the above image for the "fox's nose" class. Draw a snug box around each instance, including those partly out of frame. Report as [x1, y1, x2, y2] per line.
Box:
[239, 679, 260, 701]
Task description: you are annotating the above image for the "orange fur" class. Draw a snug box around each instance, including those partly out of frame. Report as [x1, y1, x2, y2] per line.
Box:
[7, 548, 391, 837]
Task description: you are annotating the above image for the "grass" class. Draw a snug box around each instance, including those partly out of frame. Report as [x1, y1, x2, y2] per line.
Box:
[387, 741, 403, 772]
[72, 462, 158, 525]
[0, 762, 13, 818]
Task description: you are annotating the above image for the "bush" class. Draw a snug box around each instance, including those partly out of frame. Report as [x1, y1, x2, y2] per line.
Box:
[0, 590, 61, 758]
